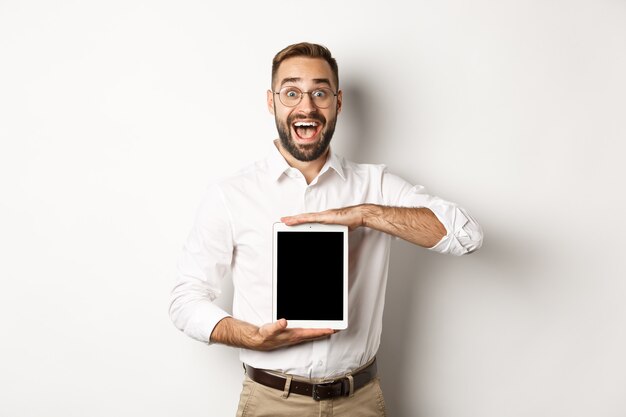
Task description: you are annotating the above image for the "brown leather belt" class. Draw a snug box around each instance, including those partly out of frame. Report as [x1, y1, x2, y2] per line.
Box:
[244, 358, 377, 401]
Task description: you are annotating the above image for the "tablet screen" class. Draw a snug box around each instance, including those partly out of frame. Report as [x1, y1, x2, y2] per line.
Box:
[273, 223, 348, 329]
[276, 231, 344, 320]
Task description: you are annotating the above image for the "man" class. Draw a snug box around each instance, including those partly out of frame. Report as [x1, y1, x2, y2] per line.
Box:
[170, 42, 483, 416]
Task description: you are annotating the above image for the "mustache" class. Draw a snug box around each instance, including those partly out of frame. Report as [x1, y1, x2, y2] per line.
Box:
[288, 113, 326, 125]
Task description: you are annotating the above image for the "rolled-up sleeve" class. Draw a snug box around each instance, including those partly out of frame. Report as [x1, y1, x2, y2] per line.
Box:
[169, 185, 234, 343]
[381, 169, 483, 256]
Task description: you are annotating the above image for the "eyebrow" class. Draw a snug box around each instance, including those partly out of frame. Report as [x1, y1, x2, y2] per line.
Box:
[279, 77, 333, 88]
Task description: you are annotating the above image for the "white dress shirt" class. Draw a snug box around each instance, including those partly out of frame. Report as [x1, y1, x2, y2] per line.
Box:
[170, 141, 483, 379]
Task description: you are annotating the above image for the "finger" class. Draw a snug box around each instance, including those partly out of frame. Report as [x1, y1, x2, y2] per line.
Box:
[288, 327, 335, 340]
[281, 214, 312, 225]
[259, 319, 287, 337]
[272, 327, 335, 349]
[296, 333, 334, 344]
[281, 213, 326, 225]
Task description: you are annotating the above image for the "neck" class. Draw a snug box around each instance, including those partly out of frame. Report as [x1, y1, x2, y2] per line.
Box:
[275, 140, 329, 184]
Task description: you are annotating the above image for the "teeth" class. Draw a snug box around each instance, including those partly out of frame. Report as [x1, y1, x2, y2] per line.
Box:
[294, 122, 318, 127]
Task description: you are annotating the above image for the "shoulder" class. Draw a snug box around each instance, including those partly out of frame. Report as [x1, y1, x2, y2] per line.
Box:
[211, 156, 273, 192]
[337, 155, 388, 179]
[337, 155, 417, 187]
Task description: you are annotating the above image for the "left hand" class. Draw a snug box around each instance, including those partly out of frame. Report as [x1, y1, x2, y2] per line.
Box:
[281, 205, 365, 231]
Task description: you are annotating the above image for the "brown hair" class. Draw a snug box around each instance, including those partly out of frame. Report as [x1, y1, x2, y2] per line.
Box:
[271, 42, 339, 90]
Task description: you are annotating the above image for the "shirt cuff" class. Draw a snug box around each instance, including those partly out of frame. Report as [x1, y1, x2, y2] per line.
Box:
[427, 204, 483, 256]
[174, 300, 232, 345]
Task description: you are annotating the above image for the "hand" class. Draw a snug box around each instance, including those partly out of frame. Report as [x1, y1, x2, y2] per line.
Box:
[281, 205, 367, 231]
[254, 319, 336, 351]
[282, 204, 447, 248]
[211, 317, 336, 351]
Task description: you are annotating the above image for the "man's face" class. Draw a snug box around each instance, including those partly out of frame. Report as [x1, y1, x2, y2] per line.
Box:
[267, 57, 342, 162]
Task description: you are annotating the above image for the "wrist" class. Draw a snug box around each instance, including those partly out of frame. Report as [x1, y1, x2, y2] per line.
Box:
[211, 317, 262, 349]
[238, 320, 263, 349]
[360, 204, 381, 228]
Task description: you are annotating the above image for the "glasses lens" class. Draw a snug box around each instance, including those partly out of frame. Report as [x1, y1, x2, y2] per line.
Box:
[279, 87, 302, 107]
[310, 88, 334, 108]
[278, 87, 335, 108]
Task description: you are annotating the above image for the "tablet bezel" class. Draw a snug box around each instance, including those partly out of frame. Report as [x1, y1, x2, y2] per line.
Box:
[272, 222, 348, 330]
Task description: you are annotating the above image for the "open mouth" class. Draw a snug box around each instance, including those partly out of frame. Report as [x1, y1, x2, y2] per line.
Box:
[292, 121, 322, 141]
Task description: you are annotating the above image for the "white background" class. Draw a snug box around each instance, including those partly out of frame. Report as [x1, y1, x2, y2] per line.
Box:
[1, 1, 625, 416]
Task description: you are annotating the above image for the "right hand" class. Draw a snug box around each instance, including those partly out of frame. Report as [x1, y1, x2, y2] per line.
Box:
[254, 318, 336, 351]
[210, 317, 336, 351]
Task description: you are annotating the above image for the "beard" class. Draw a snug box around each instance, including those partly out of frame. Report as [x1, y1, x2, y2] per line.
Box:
[275, 111, 337, 162]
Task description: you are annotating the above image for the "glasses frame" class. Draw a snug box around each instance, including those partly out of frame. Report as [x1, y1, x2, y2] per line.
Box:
[272, 86, 338, 109]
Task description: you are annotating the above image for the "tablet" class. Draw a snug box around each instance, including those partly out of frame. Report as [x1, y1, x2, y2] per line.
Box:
[272, 222, 348, 330]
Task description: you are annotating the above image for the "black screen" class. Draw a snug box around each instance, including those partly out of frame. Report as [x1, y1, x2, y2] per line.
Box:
[276, 231, 344, 320]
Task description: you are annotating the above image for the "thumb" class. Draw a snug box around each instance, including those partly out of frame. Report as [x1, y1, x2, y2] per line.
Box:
[259, 318, 288, 337]
[275, 318, 288, 330]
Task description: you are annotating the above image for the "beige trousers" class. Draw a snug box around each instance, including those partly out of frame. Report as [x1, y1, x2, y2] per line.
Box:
[236, 375, 387, 417]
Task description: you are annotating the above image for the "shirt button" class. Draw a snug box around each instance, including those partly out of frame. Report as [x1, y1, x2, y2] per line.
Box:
[317, 360, 323, 366]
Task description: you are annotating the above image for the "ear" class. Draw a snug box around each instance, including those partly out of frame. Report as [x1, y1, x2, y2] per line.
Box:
[336, 89, 343, 115]
[267, 89, 275, 115]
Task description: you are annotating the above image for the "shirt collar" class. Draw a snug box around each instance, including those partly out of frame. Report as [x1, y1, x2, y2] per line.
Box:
[268, 141, 292, 181]
[267, 140, 346, 182]
[320, 148, 346, 181]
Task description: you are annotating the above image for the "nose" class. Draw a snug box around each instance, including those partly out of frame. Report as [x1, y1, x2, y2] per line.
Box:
[297, 92, 318, 112]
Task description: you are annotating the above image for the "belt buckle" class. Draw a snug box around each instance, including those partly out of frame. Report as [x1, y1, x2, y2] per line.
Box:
[312, 380, 344, 401]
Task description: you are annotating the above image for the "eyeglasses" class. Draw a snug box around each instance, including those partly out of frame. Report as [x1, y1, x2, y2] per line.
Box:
[273, 86, 338, 109]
